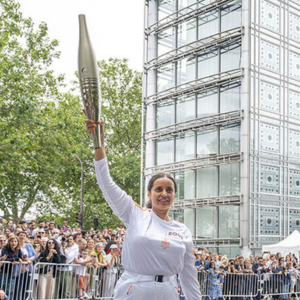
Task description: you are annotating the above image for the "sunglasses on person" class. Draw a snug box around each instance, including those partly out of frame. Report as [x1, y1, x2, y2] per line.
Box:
[48, 241, 55, 245]
[38, 232, 45, 234]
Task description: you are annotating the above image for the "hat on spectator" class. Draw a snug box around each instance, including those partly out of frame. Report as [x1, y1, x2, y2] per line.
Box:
[110, 244, 118, 249]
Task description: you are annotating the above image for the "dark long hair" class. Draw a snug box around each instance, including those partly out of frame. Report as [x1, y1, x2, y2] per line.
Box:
[145, 172, 177, 208]
[45, 238, 60, 255]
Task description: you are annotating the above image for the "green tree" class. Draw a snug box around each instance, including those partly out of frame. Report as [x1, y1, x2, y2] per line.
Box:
[0, 0, 142, 228]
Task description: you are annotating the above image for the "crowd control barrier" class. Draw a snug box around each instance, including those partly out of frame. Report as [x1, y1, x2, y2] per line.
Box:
[1, 261, 300, 300]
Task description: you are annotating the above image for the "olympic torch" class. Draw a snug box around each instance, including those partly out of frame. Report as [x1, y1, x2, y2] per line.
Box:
[78, 14, 102, 148]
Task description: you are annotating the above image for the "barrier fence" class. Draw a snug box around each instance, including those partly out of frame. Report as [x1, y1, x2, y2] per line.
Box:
[0, 261, 300, 300]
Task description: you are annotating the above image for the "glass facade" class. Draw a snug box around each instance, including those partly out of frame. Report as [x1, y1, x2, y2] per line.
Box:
[144, 0, 300, 252]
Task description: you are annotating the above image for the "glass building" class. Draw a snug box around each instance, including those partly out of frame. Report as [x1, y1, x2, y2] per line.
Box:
[142, 0, 300, 257]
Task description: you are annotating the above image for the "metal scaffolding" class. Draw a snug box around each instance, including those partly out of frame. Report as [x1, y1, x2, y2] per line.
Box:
[171, 194, 241, 209]
[147, 0, 240, 35]
[146, 110, 242, 140]
[146, 27, 243, 70]
[145, 68, 243, 105]
[144, 152, 242, 175]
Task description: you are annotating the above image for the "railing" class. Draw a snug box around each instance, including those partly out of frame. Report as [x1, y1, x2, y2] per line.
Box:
[1, 261, 300, 300]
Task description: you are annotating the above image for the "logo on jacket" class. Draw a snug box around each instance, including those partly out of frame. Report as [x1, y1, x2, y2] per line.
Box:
[161, 237, 170, 249]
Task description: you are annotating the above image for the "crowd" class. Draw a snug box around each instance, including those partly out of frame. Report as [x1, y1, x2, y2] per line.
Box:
[0, 218, 126, 300]
[193, 248, 300, 300]
[1, 218, 300, 300]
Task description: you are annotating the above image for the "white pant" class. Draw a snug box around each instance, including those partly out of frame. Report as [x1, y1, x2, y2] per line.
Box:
[114, 271, 180, 300]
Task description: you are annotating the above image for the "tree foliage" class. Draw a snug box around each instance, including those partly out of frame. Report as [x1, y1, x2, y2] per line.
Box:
[0, 0, 142, 229]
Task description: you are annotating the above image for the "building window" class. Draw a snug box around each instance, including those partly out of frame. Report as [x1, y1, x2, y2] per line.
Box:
[158, 0, 176, 21]
[178, 18, 197, 47]
[158, 28, 176, 57]
[221, 42, 241, 73]
[220, 84, 240, 112]
[197, 167, 218, 198]
[177, 57, 196, 85]
[221, 1, 242, 32]
[197, 90, 218, 117]
[156, 138, 174, 165]
[219, 205, 240, 238]
[176, 132, 195, 161]
[219, 163, 240, 196]
[176, 95, 196, 123]
[175, 170, 195, 200]
[157, 63, 175, 93]
[196, 206, 218, 238]
[197, 129, 218, 157]
[198, 10, 219, 40]
[198, 49, 219, 79]
[156, 101, 175, 128]
[220, 125, 240, 154]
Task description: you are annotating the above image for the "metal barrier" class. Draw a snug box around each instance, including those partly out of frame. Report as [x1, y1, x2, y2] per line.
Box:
[2, 260, 300, 300]
[0, 260, 30, 300]
[196, 271, 259, 299]
[260, 273, 300, 300]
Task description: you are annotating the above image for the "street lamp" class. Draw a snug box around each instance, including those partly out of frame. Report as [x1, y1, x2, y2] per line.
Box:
[73, 154, 84, 229]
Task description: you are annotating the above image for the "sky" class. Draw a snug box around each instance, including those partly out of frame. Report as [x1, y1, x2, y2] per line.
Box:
[17, 0, 144, 85]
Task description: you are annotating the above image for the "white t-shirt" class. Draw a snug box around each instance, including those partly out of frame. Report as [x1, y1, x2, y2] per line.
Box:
[76, 257, 87, 276]
[95, 158, 201, 300]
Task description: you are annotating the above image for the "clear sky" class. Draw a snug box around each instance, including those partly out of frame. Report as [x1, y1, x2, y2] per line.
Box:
[17, 0, 144, 85]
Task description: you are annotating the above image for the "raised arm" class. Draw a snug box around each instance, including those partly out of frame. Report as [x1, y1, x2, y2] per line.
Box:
[85, 119, 137, 228]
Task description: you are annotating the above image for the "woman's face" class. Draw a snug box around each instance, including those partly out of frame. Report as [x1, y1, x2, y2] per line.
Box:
[5, 229, 10, 236]
[96, 245, 102, 253]
[88, 240, 94, 248]
[7, 221, 13, 227]
[147, 177, 176, 214]
[47, 240, 55, 250]
[10, 238, 18, 249]
[35, 244, 41, 251]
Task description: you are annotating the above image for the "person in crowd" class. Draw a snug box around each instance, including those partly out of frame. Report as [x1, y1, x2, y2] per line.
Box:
[4, 228, 13, 240]
[1, 236, 23, 300]
[195, 252, 210, 273]
[14, 231, 36, 300]
[37, 221, 45, 230]
[282, 267, 291, 300]
[103, 244, 120, 298]
[213, 254, 221, 271]
[75, 250, 90, 300]
[35, 238, 61, 299]
[6, 221, 14, 231]
[87, 239, 95, 256]
[90, 243, 107, 267]
[0, 235, 6, 256]
[235, 256, 245, 272]
[53, 234, 78, 299]
[33, 243, 42, 256]
[286, 262, 297, 295]
[207, 262, 222, 300]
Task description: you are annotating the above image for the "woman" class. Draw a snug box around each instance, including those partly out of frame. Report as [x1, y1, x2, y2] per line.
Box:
[207, 262, 222, 300]
[35, 238, 61, 299]
[33, 243, 42, 256]
[4, 228, 13, 239]
[87, 239, 95, 256]
[85, 120, 201, 299]
[14, 231, 37, 300]
[1, 236, 23, 300]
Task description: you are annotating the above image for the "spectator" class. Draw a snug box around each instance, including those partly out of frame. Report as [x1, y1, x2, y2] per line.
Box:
[35, 239, 61, 299]
[37, 221, 45, 230]
[33, 243, 42, 256]
[103, 244, 120, 298]
[1, 236, 23, 300]
[75, 250, 90, 300]
[15, 231, 36, 300]
[207, 262, 222, 300]
[282, 267, 291, 300]
[0, 235, 6, 256]
[4, 228, 13, 239]
[87, 239, 95, 256]
[195, 253, 210, 273]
